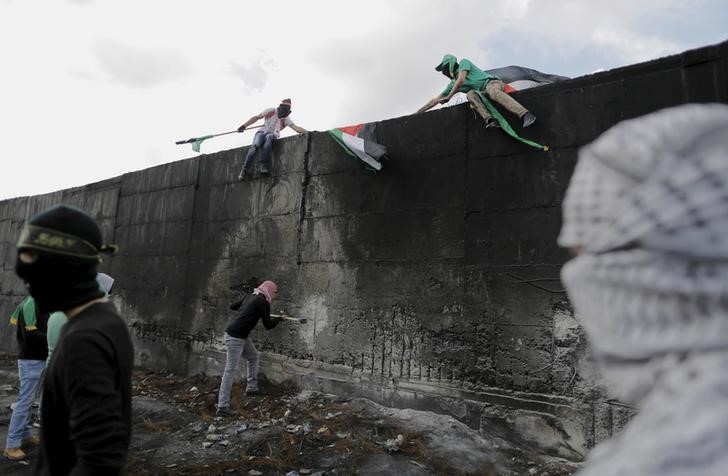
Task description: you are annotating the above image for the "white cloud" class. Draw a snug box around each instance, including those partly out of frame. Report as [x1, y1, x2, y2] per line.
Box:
[93, 38, 193, 88]
[591, 26, 681, 64]
[229, 57, 275, 94]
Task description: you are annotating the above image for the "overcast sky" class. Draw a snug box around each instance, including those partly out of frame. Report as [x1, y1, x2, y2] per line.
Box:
[0, 0, 726, 201]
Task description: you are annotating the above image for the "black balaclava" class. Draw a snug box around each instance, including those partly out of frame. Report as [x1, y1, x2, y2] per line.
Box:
[276, 98, 292, 118]
[15, 205, 118, 313]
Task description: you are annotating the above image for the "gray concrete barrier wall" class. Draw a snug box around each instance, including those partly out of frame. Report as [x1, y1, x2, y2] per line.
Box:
[1, 40, 726, 461]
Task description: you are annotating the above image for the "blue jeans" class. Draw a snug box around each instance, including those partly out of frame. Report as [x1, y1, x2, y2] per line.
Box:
[242, 130, 276, 173]
[6, 359, 45, 448]
[217, 333, 259, 408]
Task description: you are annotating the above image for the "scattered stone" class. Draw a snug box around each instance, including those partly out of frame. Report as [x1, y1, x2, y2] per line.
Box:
[189, 386, 198, 392]
[202, 442, 213, 449]
[317, 425, 330, 435]
[285, 471, 299, 476]
[249, 470, 263, 476]
[528, 468, 538, 475]
[336, 432, 349, 439]
[284, 409, 292, 418]
[300, 468, 313, 475]
[218, 440, 230, 447]
[206, 434, 222, 441]
[189, 422, 206, 433]
[384, 434, 404, 452]
[236, 424, 248, 433]
[207, 424, 217, 433]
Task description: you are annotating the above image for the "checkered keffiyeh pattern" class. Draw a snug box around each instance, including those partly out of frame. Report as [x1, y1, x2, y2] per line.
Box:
[559, 103, 728, 257]
[559, 104, 728, 476]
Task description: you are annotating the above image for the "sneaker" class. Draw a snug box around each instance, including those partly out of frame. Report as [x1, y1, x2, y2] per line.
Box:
[485, 118, 501, 129]
[4, 447, 26, 461]
[215, 406, 237, 418]
[21, 436, 39, 448]
[238, 169, 249, 181]
[259, 165, 270, 177]
[244, 388, 260, 396]
[521, 111, 536, 128]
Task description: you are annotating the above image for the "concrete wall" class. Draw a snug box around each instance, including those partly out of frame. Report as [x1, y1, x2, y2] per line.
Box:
[1, 40, 726, 461]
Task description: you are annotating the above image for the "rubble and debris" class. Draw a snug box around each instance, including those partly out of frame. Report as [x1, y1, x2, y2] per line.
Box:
[383, 433, 404, 452]
[0, 353, 580, 476]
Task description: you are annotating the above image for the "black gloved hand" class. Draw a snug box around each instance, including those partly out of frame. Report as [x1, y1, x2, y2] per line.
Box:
[237, 125, 246, 133]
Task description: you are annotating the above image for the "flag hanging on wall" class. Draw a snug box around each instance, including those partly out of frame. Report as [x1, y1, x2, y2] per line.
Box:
[328, 123, 386, 171]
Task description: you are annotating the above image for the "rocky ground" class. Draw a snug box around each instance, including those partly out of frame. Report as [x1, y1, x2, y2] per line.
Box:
[0, 353, 578, 475]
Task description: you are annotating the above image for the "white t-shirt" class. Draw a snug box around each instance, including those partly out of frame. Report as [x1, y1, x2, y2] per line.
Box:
[260, 107, 295, 138]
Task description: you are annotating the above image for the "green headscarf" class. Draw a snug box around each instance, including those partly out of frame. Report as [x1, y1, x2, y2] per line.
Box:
[9, 296, 38, 329]
[435, 54, 457, 78]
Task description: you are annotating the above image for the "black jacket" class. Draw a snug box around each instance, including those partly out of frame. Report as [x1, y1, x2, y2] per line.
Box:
[36, 301, 134, 476]
[13, 297, 49, 361]
[225, 293, 279, 338]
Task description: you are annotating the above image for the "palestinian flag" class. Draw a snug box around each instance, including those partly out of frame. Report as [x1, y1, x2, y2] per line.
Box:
[485, 65, 569, 93]
[329, 123, 386, 171]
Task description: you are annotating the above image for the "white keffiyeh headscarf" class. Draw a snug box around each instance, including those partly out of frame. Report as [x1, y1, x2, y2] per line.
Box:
[559, 103, 728, 476]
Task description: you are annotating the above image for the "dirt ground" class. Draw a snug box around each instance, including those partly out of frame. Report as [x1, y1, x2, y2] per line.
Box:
[0, 353, 578, 475]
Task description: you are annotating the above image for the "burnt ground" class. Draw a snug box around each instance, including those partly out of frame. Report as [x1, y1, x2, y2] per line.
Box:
[0, 353, 578, 475]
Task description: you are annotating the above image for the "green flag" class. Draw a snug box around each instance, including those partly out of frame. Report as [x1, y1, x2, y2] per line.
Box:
[474, 91, 549, 151]
[192, 135, 214, 153]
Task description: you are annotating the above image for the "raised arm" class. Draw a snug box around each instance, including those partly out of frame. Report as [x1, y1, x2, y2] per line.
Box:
[289, 124, 308, 134]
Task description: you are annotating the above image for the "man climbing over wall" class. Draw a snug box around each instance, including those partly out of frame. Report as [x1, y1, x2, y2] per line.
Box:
[13, 204, 133, 475]
[216, 280, 281, 417]
[236, 98, 308, 181]
[417, 54, 537, 129]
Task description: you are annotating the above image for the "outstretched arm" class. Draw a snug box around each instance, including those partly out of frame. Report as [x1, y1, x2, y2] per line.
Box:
[440, 70, 468, 104]
[290, 124, 308, 134]
[417, 94, 447, 113]
[238, 113, 264, 132]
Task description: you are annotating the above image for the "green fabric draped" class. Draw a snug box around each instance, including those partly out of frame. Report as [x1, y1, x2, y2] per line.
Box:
[474, 91, 549, 151]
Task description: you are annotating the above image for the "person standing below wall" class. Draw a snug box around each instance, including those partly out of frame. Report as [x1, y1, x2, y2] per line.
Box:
[236, 98, 308, 181]
[216, 280, 281, 417]
[3, 295, 48, 461]
[558, 103, 728, 476]
[13, 204, 134, 475]
[417, 54, 536, 129]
